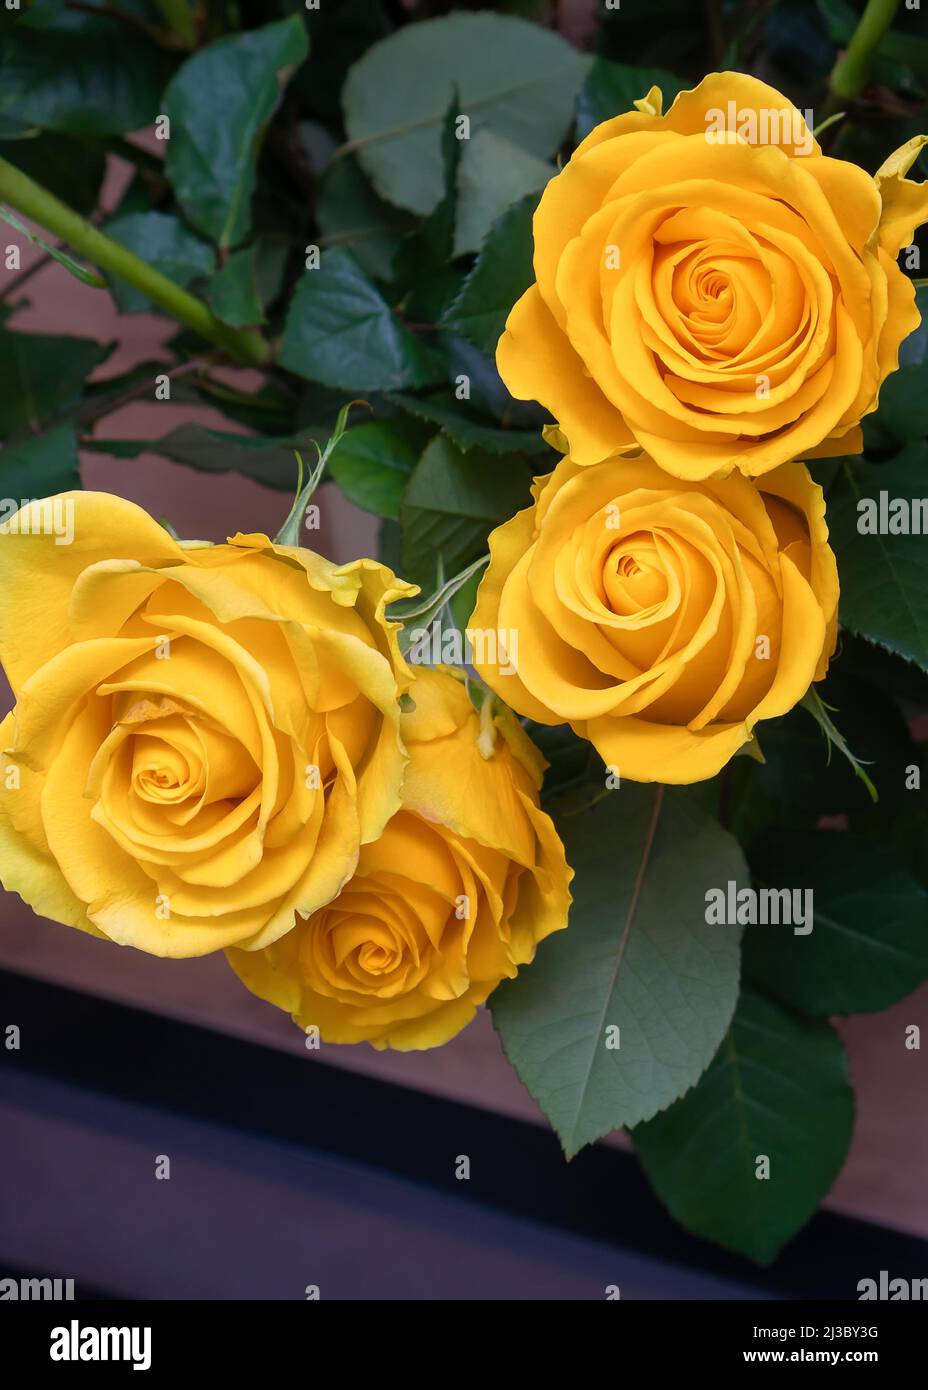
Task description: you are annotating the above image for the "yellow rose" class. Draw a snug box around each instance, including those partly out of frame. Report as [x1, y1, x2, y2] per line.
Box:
[227, 666, 572, 1050]
[0, 492, 412, 956]
[498, 71, 928, 480]
[471, 451, 838, 784]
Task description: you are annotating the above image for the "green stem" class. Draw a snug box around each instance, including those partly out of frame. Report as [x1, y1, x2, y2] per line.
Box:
[829, 0, 901, 101]
[0, 155, 270, 368]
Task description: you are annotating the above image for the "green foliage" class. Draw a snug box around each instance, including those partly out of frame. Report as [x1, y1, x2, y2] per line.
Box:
[0, 423, 80, 497]
[399, 434, 532, 588]
[327, 418, 429, 520]
[633, 990, 854, 1264]
[164, 17, 309, 246]
[389, 390, 552, 456]
[744, 831, 928, 1015]
[280, 248, 444, 390]
[207, 246, 266, 327]
[316, 154, 417, 282]
[453, 130, 551, 256]
[828, 452, 928, 671]
[0, 5, 176, 136]
[83, 424, 326, 491]
[341, 12, 589, 215]
[0, 329, 111, 441]
[492, 785, 746, 1157]
[442, 194, 538, 356]
[104, 212, 214, 314]
[576, 57, 685, 140]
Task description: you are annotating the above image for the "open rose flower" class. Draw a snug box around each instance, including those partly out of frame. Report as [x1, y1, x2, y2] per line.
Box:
[471, 451, 838, 784]
[0, 492, 412, 956]
[227, 666, 572, 1050]
[498, 72, 928, 480]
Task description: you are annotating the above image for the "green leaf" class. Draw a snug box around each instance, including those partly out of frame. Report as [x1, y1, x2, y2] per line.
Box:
[316, 155, 417, 282]
[393, 97, 464, 319]
[0, 206, 105, 288]
[863, 365, 928, 448]
[633, 990, 854, 1264]
[279, 248, 444, 392]
[175, 376, 296, 436]
[207, 245, 264, 327]
[103, 211, 214, 314]
[491, 786, 746, 1158]
[442, 193, 536, 356]
[0, 7, 175, 136]
[576, 57, 685, 141]
[453, 129, 551, 257]
[389, 390, 551, 455]
[342, 11, 589, 216]
[328, 418, 430, 520]
[293, 380, 360, 434]
[378, 516, 402, 573]
[399, 433, 532, 587]
[726, 671, 917, 842]
[827, 450, 928, 671]
[164, 17, 309, 246]
[0, 423, 80, 496]
[899, 286, 928, 366]
[744, 830, 928, 1015]
[837, 629, 928, 709]
[79, 359, 292, 436]
[525, 722, 605, 797]
[0, 328, 111, 441]
[441, 332, 550, 429]
[449, 564, 482, 632]
[84, 423, 325, 490]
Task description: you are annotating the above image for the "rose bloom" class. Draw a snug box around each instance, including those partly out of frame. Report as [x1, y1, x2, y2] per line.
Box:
[0, 493, 412, 956]
[471, 452, 838, 784]
[498, 72, 928, 480]
[227, 666, 572, 1050]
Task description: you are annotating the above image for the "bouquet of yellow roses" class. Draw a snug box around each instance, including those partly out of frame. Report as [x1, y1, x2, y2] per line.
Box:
[0, 0, 926, 1268]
